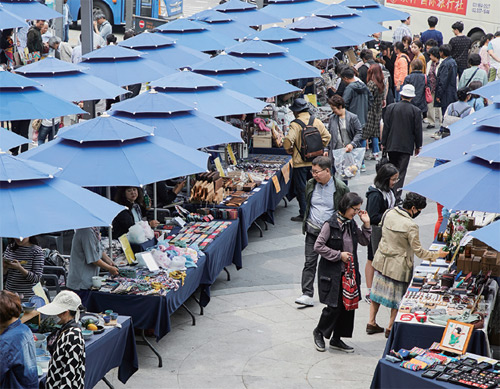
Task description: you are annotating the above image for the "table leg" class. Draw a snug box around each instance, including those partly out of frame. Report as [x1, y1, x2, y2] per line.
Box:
[140, 330, 163, 368]
[262, 219, 268, 231]
[252, 221, 263, 237]
[102, 377, 114, 389]
[283, 198, 288, 208]
[192, 294, 204, 315]
[182, 304, 196, 326]
[223, 267, 231, 281]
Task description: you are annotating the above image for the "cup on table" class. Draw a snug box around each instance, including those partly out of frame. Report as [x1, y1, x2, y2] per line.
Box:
[103, 316, 111, 324]
[105, 309, 113, 316]
[92, 276, 103, 288]
[110, 312, 118, 321]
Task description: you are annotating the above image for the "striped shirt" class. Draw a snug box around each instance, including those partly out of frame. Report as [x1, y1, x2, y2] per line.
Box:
[393, 23, 412, 43]
[4, 245, 44, 302]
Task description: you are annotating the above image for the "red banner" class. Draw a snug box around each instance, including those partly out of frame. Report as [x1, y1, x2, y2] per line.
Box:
[387, 0, 468, 15]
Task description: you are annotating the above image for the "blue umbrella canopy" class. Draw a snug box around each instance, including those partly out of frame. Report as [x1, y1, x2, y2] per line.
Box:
[467, 142, 500, 164]
[22, 134, 209, 187]
[15, 57, 129, 102]
[245, 26, 338, 61]
[192, 53, 300, 98]
[314, 4, 387, 36]
[81, 45, 176, 87]
[0, 152, 60, 182]
[0, 0, 61, 20]
[110, 89, 243, 148]
[404, 154, 500, 213]
[150, 70, 267, 117]
[471, 80, 500, 102]
[0, 127, 30, 152]
[447, 105, 500, 133]
[117, 32, 210, 69]
[188, 10, 255, 40]
[287, 16, 370, 47]
[338, 0, 410, 23]
[260, 0, 325, 19]
[420, 125, 499, 161]
[227, 39, 321, 81]
[213, 0, 281, 26]
[155, 19, 235, 52]
[0, 4, 28, 29]
[57, 114, 155, 142]
[470, 220, 500, 252]
[0, 71, 84, 121]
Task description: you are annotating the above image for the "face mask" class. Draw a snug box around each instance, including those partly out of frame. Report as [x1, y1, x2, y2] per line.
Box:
[412, 210, 421, 219]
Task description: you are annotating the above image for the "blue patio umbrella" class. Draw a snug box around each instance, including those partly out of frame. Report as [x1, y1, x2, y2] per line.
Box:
[404, 154, 500, 213]
[109, 89, 243, 148]
[117, 31, 209, 69]
[287, 16, 370, 48]
[447, 105, 500, 133]
[22, 115, 209, 187]
[244, 26, 338, 62]
[81, 45, 177, 87]
[0, 71, 84, 121]
[191, 53, 300, 98]
[155, 19, 235, 52]
[0, 0, 61, 20]
[0, 4, 28, 29]
[467, 142, 500, 164]
[338, 0, 410, 23]
[150, 70, 267, 117]
[419, 125, 499, 161]
[15, 57, 129, 102]
[314, 4, 387, 36]
[227, 39, 321, 81]
[471, 80, 500, 102]
[213, 0, 281, 26]
[260, 0, 325, 20]
[470, 220, 500, 252]
[0, 127, 30, 151]
[188, 10, 255, 40]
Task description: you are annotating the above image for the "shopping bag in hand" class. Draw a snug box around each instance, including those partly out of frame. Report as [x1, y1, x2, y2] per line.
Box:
[332, 148, 365, 180]
[342, 257, 360, 311]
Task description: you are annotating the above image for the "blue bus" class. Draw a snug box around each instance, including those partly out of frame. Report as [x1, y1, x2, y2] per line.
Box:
[68, 0, 182, 26]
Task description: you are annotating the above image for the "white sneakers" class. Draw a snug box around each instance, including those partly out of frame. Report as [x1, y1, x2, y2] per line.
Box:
[295, 294, 314, 306]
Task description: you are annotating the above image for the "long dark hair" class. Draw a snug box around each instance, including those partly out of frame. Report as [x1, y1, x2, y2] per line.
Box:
[338, 192, 363, 214]
[7, 236, 39, 251]
[374, 163, 399, 192]
[367, 64, 384, 94]
[114, 186, 146, 210]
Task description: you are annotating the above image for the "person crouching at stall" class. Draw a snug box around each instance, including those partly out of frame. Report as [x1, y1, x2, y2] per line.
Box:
[368, 192, 448, 339]
[312, 192, 371, 353]
[38, 291, 85, 389]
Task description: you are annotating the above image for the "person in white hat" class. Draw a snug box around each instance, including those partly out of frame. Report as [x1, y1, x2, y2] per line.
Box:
[38, 291, 85, 388]
[381, 84, 423, 199]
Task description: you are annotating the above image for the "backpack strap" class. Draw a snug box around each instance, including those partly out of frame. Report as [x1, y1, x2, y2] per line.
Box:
[308, 115, 316, 126]
[465, 68, 479, 87]
[292, 118, 306, 129]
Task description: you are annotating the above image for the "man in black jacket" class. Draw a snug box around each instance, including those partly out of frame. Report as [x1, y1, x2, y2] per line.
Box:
[26, 20, 46, 53]
[381, 84, 422, 198]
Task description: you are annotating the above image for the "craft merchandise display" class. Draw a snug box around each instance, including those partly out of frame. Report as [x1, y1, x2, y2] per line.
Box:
[384, 345, 500, 388]
[167, 221, 232, 250]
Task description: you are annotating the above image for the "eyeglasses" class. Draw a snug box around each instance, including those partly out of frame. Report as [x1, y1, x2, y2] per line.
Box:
[350, 206, 361, 213]
[311, 168, 326, 175]
[390, 177, 400, 183]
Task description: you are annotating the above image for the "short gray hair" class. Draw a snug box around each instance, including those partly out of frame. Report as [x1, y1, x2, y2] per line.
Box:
[94, 13, 105, 21]
[312, 156, 332, 172]
[48, 36, 61, 47]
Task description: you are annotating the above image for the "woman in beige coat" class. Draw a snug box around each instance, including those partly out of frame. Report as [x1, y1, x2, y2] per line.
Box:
[366, 192, 447, 337]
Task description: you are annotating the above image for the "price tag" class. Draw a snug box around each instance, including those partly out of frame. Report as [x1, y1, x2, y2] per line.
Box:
[214, 157, 226, 177]
[227, 144, 237, 165]
[281, 162, 290, 184]
[118, 234, 136, 264]
[272, 175, 281, 193]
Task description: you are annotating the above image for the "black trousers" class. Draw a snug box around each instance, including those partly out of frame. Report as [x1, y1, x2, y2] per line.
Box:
[388, 151, 411, 199]
[316, 290, 355, 340]
[10, 120, 30, 155]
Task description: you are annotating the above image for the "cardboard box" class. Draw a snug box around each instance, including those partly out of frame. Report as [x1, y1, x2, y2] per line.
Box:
[457, 254, 465, 271]
[471, 247, 486, 257]
[464, 256, 473, 273]
[253, 133, 272, 148]
[483, 251, 498, 265]
[472, 256, 482, 274]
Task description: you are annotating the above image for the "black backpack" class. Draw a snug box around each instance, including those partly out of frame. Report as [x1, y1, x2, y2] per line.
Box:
[292, 115, 324, 162]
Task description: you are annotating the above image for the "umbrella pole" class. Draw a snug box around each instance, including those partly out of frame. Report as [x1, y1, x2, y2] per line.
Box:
[106, 187, 113, 259]
[153, 182, 158, 222]
[52, 118, 56, 139]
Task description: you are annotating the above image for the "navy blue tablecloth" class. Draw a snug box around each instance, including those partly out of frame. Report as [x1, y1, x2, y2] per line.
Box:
[85, 316, 138, 387]
[266, 160, 292, 224]
[79, 254, 206, 342]
[251, 147, 288, 155]
[383, 321, 489, 357]
[371, 358, 461, 389]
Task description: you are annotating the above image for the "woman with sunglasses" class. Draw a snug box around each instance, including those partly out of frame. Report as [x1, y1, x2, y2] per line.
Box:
[368, 192, 447, 338]
[311, 192, 371, 353]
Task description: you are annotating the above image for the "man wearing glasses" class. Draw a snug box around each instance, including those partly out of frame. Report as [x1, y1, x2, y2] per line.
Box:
[295, 156, 349, 307]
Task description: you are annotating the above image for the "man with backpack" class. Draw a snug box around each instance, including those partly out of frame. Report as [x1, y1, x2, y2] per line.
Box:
[283, 98, 331, 222]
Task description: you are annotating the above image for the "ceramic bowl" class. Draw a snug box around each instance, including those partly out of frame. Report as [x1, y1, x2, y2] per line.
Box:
[82, 329, 93, 340]
[103, 316, 111, 324]
[33, 333, 47, 349]
[36, 356, 51, 369]
[93, 325, 105, 334]
[22, 302, 36, 313]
